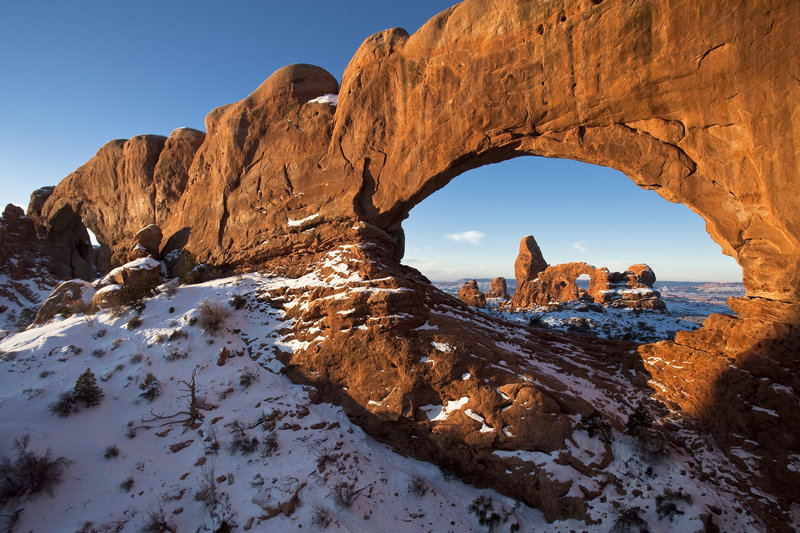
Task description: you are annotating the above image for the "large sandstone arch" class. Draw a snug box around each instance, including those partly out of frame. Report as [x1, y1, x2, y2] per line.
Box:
[38, 0, 799, 312]
[22, 1, 800, 524]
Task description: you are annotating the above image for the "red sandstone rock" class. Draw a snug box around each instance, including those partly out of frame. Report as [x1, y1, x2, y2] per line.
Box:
[458, 279, 486, 308]
[487, 276, 508, 299]
[625, 264, 656, 288]
[130, 224, 163, 260]
[14, 2, 800, 528]
[34, 280, 95, 324]
[514, 236, 548, 288]
[99, 257, 163, 294]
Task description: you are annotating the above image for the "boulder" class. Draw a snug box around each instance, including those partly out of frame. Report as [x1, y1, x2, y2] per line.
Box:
[130, 224, 163, 260]
[92, 284, 123, 310]
[625, 264, 656, 288]
[458, 279, 486, 308]
[487, 277, 508, 300]
[514, 236, 548, 288]
[99, 257, 163, 295]
[34, 280, 95, 324]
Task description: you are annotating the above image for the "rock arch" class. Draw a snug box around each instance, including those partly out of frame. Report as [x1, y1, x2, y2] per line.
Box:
[24, 0, 800, 524]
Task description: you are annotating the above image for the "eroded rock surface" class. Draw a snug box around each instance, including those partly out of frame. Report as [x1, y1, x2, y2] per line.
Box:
[458, 279, 486, 308]
[10, 0, 800, 529]
[487, 276, 508, 300]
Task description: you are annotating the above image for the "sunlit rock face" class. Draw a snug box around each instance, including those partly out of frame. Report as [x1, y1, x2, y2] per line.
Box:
[21, 0, 800, 529]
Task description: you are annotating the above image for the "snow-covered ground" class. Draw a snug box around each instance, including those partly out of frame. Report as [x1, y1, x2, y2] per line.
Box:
[0, 273, 566, 532]
[0, 268, 763, 532]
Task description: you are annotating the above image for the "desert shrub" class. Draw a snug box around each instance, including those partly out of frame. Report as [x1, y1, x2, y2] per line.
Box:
[468, 495, 502, 529]
[626, 402, 654, 437]
[168, 329, 187, 341]
[610, 506, 649, 532]
[73, 369, 104, 407]
[238, 367, 259, 389]
[138, 373, 160, 402]
[578, 411, 613, 443]
[528, 315, 548, 328]
[310, 505, 331, 528]
[104, 444, 120, 459]
[229, 294, 247, 310]
[49, 392, 76, 417]
[91, 348, 106, 358]
[116, 284, 154, 314]
[120, 476, 134, 492]
[316, 448, 338, 471]
[194, 465, 233, 531]
[176, 251, 203, 285]
[330, 482, 362, 509]
[229, 421, 259, 455]
[197, 299, 230, 334]
[141, 507, 177, 533]
[0, 435, 70, 506]
[130, 353, 144, 364]
[126, 315, 143, 330]
[164, 347, 188, 362]
[92, 328, 107, 339]
[262, 432, 279, 457]
[438, 458, 457, 481]
[125, 422, 137, 439]
[407, 473, 427, 498]
[656, 489, 693, 522]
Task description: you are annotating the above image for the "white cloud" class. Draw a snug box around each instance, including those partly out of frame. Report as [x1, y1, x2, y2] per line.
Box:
[572, 240, 586, 252]
[446, 231, 486, 246]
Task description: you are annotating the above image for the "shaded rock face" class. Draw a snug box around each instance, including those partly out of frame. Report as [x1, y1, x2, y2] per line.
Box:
[458, 279, 486, 308]
[487, 276, 508, 299]
[514, 236, 548, 289]
[19, 1, 800, 528]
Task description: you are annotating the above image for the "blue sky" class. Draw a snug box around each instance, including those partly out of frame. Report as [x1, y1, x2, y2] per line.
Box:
[0, 1, 741, 282]
[403, 157, 742, 282]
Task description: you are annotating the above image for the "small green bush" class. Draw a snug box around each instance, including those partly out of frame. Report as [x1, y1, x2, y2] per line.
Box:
[73, 369, 104, 407]
[138, 373, 160, 402]
[626, 402, 654, 437]
[578, 411, 613, 443]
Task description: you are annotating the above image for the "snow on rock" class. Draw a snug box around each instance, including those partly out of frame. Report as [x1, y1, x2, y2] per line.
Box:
[286, 213, 320, 227]
[307, 93, 338, 106]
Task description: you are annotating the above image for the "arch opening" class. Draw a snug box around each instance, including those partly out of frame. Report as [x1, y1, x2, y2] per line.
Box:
[402, 155, 743, 344]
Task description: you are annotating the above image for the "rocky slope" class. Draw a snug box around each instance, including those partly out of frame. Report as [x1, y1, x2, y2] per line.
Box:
[0, 255, 765, 532]
[2, 0, 799, 530]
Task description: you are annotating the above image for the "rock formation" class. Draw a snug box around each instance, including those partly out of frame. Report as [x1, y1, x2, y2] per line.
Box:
[33, 280, 94, 324]
[458, 279, 486, 308]
[487, 277, 508, 300]
[129, 224, 163, 261]
[8, 0, 800, 528]
[508, 236, 665, 311]
[514, 236, 548, 289]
